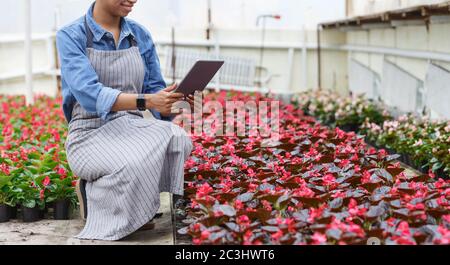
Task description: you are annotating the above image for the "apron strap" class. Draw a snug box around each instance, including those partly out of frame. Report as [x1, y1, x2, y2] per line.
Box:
[84, 15, 138, 49]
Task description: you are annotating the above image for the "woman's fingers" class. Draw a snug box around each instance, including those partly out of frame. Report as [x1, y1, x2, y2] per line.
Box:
[163, 83, 178, 92]
[166, 97, 184, 105]
[168, 92, 185, 99]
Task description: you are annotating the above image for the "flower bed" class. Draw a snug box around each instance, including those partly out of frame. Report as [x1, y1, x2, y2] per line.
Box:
[362, 115, 450, 179]
[178, 91, 450, 245]
[295, 90, 391, 133]
[295, 90, 449, 179]
[0, 95, 77, 222]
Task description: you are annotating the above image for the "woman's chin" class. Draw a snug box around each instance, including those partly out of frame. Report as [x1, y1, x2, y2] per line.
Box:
[120, 5, 133, 14]
[116, 10, 131, 17]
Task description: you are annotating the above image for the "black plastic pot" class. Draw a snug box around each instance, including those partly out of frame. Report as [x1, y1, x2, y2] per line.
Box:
[418, 164, 430, 175]
[398, 153, 409, 165]
[364, 138, 379, 149]
[401, 154, 411, 166]
[39, 206, 48, 219]
[435, 168, 449, 180]
[0, 204, 10, 223]
[22, 205, 41, 222]
[53, 200, 71, 220]
[385, 148, 397, 155]
[8, 205, 17, 219]
[339, 123, 360, 133]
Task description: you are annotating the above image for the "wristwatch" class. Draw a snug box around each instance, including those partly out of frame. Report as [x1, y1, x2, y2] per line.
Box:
[136, 94, 146, 111]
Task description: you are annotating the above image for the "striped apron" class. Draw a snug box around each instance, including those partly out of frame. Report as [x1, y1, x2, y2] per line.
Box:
[65, 17, 193, 241]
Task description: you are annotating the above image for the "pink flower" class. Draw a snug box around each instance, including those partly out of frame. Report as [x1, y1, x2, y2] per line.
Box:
[234, 199, 244, 210]
[248, 183, 258, 193]
[243, 230, 254, 245]
[311, 232, 327, 245]
[271, 229, 284, 242]
[200, 230, 211, 241]
[428, 170, 436, 179]
[339, 159, 350, 168]
[195, 183, 213, 199]
[362, 171, 371, 184]
[261, 200, 272, 211]
[323, 174, 336, 187]
[43, 176, 51, 186]
[223, 167, 234, 174]
[397, 221, 411, 237]
[308, 207, 324, 223]
[347, 199, 366, 217]
[237, 215, 251, 228]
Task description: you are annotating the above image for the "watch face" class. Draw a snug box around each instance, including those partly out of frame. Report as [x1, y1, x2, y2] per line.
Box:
[137, 95, 146, 110]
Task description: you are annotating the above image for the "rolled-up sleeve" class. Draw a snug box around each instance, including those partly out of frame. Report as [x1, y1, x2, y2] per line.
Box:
[56, 29, 122, 121]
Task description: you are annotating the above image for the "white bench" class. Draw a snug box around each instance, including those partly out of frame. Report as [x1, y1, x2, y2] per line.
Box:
[162, 47, 272, 93]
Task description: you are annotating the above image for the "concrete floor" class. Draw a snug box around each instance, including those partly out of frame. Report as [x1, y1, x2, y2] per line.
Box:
[0, 192, 174, 245]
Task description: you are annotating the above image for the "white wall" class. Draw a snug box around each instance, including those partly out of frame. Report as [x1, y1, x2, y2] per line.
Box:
[346, 22, 450, 117]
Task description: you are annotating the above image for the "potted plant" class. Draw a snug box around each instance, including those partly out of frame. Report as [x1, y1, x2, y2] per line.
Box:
[43, 164, 77, 220]
[45, 171, 77, 220]
[14, 178, 46, 222]
[0, 174, 15, 223]
[0, 175, 11, 223]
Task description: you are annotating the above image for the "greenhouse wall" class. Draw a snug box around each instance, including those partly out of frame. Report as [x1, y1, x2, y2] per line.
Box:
[346, 22, 450, 118]
[0, 28, 349, 96]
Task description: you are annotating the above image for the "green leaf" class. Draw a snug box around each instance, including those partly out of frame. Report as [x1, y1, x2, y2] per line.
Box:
[213, 204, 236, 217]
[432, 162, 443, 172]
[22, 199, 36, 209]
[27, 152, 41, 160]
[236, 192, 254, 203]
[0, 175, 12, 189]
[45, 196, 58, 203]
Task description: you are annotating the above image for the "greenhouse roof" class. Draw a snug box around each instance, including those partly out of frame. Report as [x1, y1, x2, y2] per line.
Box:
[320, 1, 450, 30]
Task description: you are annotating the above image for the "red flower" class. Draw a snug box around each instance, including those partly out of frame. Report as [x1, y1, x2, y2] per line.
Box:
[200, 230, 211, 241]
[237, 215, 251, 228]
[397, 221, 411, 237]
[234, 200, 244, 211]
[271, 229, 284, 242]
[322, 174, 336, 187]
[311, 232, 327, 245]
[43, 176, 51, 186]
[195, 183, 213, 199]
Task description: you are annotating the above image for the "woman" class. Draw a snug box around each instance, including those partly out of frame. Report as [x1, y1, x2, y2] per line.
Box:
[56, 0, 194, 241]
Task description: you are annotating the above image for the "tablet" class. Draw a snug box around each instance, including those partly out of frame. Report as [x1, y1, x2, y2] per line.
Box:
[174, 60, 225, 96]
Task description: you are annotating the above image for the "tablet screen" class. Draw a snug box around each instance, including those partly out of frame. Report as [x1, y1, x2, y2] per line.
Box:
[175, 60, 224, 96]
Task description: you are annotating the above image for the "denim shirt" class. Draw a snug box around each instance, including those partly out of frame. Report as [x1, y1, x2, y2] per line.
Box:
[56, 3, 172, 123]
